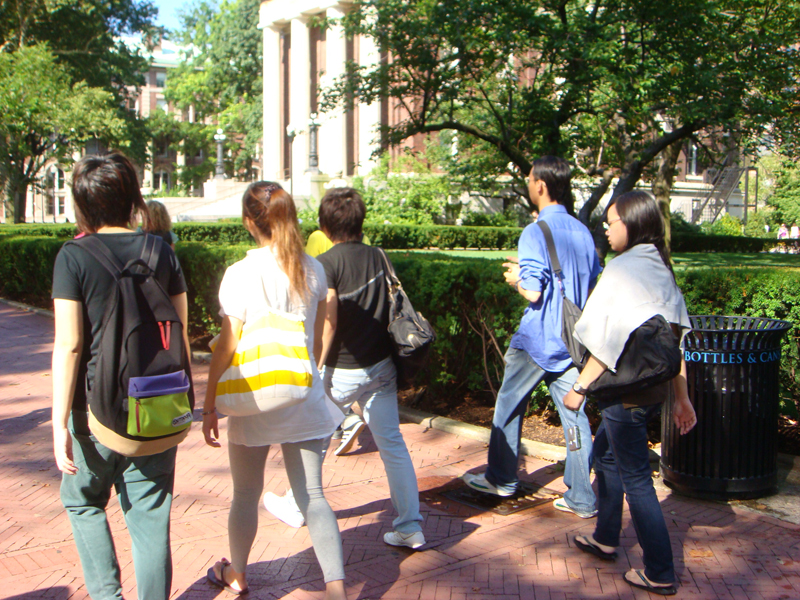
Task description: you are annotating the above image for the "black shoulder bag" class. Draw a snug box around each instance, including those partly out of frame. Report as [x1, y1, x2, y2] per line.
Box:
[378, 249, 436, 385]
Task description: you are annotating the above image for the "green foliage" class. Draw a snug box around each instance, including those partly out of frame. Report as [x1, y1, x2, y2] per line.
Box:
[167, 0, 263, 178]
[354, 154, 453, 225]
[767, 159, 800, 228]
[0, 236, 64, 304]
[670, 212, 701, 235]
[743, 208, 777, 238]
[671, 233, 792, 253]
[700, 214, 744, 237]
[144, 109, 215, 192]
[462, 207, 533, 228]
[325, 0, 800, 218]
[0, 45, 129, 222]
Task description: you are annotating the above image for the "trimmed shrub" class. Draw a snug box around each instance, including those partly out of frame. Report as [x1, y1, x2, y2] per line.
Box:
[2, 236, 797, 414]
[0, 236, 65, 304]
[0, 224, 77, 239]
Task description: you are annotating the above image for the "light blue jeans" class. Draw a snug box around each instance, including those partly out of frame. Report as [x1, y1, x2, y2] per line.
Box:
[485, 347, 596, 514]
[323, 357, 424, 534]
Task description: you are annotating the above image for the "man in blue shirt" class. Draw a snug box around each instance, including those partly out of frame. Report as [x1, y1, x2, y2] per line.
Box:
[463, 156, 602, 518]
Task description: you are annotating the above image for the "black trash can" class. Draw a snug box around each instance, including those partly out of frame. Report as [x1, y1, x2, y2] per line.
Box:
[661, 315, 792, 500]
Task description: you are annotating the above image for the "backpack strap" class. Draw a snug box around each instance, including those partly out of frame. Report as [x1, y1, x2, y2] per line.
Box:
[378, 248, 401, 288]
[536, 220, 566, 299]
[140, 233, 162, 273]
[70, 235, 125, 280]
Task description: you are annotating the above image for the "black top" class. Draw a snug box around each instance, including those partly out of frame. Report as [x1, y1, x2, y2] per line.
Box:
[51, 232, 187, 411]
[316, 242, 393, 368]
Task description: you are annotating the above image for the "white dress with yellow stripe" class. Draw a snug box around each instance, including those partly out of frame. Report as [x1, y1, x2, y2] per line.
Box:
[217, 246, 342, 446]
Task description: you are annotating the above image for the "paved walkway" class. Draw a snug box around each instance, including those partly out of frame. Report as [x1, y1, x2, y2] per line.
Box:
[1, 302, 799, 600]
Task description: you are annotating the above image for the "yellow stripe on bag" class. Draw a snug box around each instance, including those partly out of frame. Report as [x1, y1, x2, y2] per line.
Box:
[216, 370, 313, 396]
[243, 313, 305, 336]
[231, 342, 309, 367]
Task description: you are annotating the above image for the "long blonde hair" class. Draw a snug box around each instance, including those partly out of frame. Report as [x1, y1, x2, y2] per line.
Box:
[242, 182, 308, 301]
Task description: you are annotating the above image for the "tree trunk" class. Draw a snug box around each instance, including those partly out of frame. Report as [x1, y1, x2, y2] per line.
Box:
[651, 140, 683, 247]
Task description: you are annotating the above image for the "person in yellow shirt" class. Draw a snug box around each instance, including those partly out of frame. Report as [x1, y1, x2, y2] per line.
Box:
[306, 229, 371, 257]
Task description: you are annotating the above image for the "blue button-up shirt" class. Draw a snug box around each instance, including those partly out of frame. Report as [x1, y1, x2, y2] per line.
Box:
[510, 204, 602, 372]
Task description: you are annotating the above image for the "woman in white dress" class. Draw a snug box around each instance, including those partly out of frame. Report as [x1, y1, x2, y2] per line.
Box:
[201, 182, 347, 599]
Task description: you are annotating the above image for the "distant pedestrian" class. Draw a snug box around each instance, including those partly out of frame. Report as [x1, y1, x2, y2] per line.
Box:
[791, 223, 799, 239]
[142, 200, 178, 249]
[778, 223, 789, 239]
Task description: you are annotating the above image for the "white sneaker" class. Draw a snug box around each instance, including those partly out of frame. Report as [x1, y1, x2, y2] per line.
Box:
[263, 491, 305, 528]
[383, 530, 426, 549]
[553, 497, 598, 519]
[461, 472, 516, 497]
[334, 419, 366, 456]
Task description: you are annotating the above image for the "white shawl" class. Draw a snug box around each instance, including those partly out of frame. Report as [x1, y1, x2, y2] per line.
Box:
[573, 244, 690, 371]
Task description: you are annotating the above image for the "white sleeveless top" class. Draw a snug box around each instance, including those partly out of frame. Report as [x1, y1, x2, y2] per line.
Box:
[217, 246, 342, 446]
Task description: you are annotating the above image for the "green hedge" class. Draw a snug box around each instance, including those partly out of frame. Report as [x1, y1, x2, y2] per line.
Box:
[6, 221, 800, 254]
[671, 233, 800, 253]
[1, 221, 521, 249]
[2, 235, 798, 414]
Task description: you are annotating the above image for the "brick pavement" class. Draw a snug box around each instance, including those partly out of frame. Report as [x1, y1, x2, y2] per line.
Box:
[1, 302, 799, 599]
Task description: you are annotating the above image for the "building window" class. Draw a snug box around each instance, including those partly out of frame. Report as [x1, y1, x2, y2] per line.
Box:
[155, 139, 169, 157]
[57, 196, 65, 215]
[153, 171, 171, 191]
[157, 97, 168, 113]
[156, 71, 167, 88]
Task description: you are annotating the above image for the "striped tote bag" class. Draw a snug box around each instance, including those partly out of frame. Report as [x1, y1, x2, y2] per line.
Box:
[212, 307, 314, 416]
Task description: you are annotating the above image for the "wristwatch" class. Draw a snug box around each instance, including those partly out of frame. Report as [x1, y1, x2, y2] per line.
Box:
[572, 382, 588, 396]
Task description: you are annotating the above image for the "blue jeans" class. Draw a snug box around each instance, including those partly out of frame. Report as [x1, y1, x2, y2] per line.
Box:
[323, 357, 424, 534]
[486, 347, 596, 514]
[61, 414, 176, 600]
[593, 402, 674, 584]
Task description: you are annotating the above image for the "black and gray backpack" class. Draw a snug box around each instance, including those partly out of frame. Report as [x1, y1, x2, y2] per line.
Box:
[67, 234, 194, 456]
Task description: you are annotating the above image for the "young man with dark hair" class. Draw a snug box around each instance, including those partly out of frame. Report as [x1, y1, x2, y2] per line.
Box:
[51, 152, 190, 599]
[315, 187, 426, 549]
[463, 156, 601, 519]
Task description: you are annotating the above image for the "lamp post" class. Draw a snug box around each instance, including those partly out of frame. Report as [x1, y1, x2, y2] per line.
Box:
[214, 128, 226, 179]
[307, 113, 320, 174]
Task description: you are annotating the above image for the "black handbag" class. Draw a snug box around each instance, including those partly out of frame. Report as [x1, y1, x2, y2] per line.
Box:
[537, 221, 587, 369]
[587, 314, 681, 400]
[378, 249, 436, 385]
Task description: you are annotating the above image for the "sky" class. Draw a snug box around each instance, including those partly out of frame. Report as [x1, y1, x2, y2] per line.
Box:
[152, 0, 185, 32]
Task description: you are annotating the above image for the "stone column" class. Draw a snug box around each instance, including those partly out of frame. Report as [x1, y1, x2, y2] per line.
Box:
[319, 4, 347, 178]
[261, 25, 283, 181]
[358, 30, 381, 175]
[289, 17, 311, 196]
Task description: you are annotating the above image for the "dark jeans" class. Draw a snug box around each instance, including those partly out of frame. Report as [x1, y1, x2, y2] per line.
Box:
[61, 414, 177, 600]
[593, 402, 674, 585]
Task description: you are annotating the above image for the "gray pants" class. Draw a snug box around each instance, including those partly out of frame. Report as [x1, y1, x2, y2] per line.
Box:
[228, 438, 345, 582]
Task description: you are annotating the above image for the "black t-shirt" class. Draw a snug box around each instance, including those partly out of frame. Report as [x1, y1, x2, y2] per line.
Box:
[51, 232, 187, 411]
[317, 242, 393, 368]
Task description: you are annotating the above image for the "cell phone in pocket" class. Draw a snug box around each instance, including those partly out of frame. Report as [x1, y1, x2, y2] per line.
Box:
[567, 426, 581, 451]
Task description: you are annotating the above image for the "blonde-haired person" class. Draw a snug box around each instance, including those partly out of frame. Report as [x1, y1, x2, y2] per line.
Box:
[202, 182, 348, 599]
[142, 200, 178, 249]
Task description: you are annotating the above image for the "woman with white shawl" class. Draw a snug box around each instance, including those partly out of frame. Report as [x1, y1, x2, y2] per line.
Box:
[562, 191, 697, 596]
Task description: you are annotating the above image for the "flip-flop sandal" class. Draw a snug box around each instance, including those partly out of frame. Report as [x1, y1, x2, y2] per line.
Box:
[574, 535, 617, 561]
[623, 569, 677, 596]
[207, 558, 249, 595]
